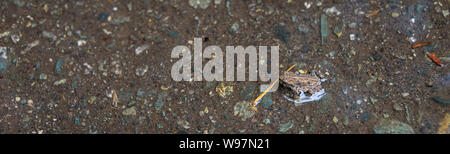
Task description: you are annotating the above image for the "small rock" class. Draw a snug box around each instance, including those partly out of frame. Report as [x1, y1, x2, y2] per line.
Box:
[168, 31, 179, 38]
[154, 92, 168, 111]
[393, 103, 403, 111]
[0, 47, 8, 60]
[0, 31, 10, 38]
[88, 96, 96, 104]
[11, 35, 20, 44]
[264, 118, 271, 124]
[233, 101, 256, 121]
[240, 85, 255, 99]
[177, 119, 191, 129]
[97, 13, 109, 22]
[356, 99, 362, 105]
[189, 0, 211, 9]
[135, 65, 148, 76]
[304, 2, 312, 9]
[333, 22, 344, 38]
[348, 22, 357, 28]
[39, 73, 47, 80]
[408, 36, 416, 43]
[401, 92, 409, 97]
[0, 58, 7, 71]
[15, 96, 21, 102]
[297, 24, 309, 33]
[229, 22, 239, 34]
[77, 40, 86, 46]
[440, 57, 450, 63]
[122, 106, 137, 116]
[373, 119, 414, 134]
[188, 90, 195, 95]
[13, 0, 25, 7]
[370, 97, 378, 104]
[261, 93, 273, 108]
[320, 14, 329, 44]
[372, 52, 382, 61]
[343, 117, 349, 126]
[316, 2, 322, 6]
[333, 116, 339, 123]
[74, 117, 81, 126]
[53, 79, 67, 86]
[392, 12, 400, 18]
[55, 58, 65, 75]
[135, 45, 149, 55]
[301, 45, 312, 53]
[42, 31, 57, 40]
[136, 88, 145, 97]
[275, 26, 290, 44]
[324, 6, 341, 16]
[361, 112, 372, 124]
[350, 34, 356, 41]
[279, 120, 294, 133]
[111, 16, 130, 24]
[443, 10, 449, 17]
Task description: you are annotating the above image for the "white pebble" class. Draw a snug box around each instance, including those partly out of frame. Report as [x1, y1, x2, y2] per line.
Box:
[77, 40, 86, 46]
[401, 92, 410, 97]
[350, 34, 356, 40]
[304, 2, 312, 9]
[135, 45, 149, 55]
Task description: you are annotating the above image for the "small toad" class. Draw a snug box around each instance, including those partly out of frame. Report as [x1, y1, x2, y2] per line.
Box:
[279, 71, 326, 104]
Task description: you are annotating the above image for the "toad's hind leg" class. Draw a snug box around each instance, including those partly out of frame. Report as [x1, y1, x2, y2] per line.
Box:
[283, 89, 326, 104]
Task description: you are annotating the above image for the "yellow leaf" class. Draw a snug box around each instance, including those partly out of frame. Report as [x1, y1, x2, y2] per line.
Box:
[438, 113, 450, 134]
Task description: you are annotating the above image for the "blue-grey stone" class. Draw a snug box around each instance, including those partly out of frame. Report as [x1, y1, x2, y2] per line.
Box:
[137, 88, 145, 97]
[275, 26, 290, 44]
[55, 58, 64, 75]
[168, 31, 179, 38]
[154, 92, 168, 111]
[240, 85, 255, 100]
[72, 81, 77, 89]
[98, 13, 109, 22]
[297, 24, 309, 33]
[320, 14, 329, 44]
[279, 120, 294, 133]
[261, 93, 273, 108]
[74, 117, 81, 126]
[374, 119, 414, 134]
[0, 58, 7, 71]
[361, 112, 372, 124]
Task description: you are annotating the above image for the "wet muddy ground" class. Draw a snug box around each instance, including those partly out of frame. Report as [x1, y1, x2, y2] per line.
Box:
[0, 0, 449, 134]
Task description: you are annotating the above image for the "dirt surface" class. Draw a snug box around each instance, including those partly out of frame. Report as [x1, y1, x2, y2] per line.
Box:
[0, 0, 449, 134]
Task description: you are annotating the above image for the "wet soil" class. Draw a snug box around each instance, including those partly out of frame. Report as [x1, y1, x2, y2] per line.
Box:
[0, 0, 449, 134]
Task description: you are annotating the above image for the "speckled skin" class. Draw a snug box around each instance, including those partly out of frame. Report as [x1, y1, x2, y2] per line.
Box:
[279, 71, 322, 98]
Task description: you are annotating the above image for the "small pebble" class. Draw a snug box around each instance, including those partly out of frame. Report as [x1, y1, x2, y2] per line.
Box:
[356, 100, 362, 105]
[443, 10, 449, 17]
[15, 97, 21, 102]
[392, 12, 399, 18]
[348, 22, 357, 28]
[188, 90, 195, 95]
[333, 116, 339, 123]
[350, 34, 356, 40]
[77, 40, 86, 46]
[401, 92, 409, 97]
